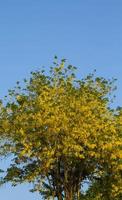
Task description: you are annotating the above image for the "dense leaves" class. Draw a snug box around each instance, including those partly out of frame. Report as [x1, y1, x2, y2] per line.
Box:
[0, 60, 122, 199]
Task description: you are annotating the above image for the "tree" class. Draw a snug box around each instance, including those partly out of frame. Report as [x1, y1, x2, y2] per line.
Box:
[0, 59, 122, 199]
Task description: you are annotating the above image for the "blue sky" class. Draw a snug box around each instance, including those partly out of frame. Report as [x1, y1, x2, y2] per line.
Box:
[0, 0, 122, 199]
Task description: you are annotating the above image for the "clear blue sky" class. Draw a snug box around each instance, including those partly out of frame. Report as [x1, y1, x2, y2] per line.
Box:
[0, 0, 122, 199]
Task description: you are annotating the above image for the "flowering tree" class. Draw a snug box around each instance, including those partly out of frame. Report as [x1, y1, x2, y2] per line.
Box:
[0, 60, 121, 199]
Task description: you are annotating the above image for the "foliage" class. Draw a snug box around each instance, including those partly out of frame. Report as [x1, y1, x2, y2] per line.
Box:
[0, 59, 122, 199]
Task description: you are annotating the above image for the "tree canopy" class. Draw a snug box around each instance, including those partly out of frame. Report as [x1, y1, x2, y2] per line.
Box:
[0, 59, 122, 199]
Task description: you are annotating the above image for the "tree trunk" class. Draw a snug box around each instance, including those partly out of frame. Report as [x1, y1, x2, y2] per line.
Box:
[58, 193, 63, 200]
[65, 187, 73, 200]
